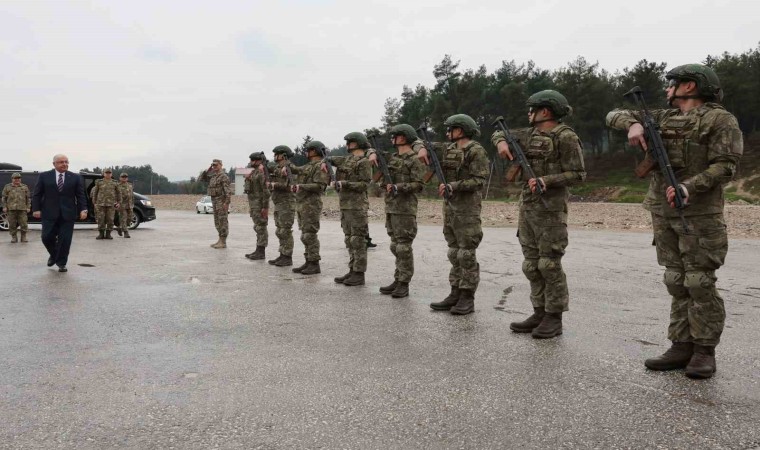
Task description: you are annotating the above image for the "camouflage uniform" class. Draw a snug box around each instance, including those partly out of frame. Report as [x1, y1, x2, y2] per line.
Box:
[2, 178, 31, 241]
[245, 166, 270, 248]
[200, 168, 232, 239]
[491, 125, 586, 313]
[331, 154, 372, 274]
[269, 161, 296, 257]
[91, 177, 123, 232]
[294, 159, 329, 262]
[117, 180, 134, 233]
[607, 103, 742, 347]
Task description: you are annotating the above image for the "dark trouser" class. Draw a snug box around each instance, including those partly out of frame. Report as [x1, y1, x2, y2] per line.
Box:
[41, 216, 75, 266]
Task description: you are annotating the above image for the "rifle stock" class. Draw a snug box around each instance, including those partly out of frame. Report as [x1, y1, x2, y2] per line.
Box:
[416, 121, 450, 202]
[491, 115, 548, 208]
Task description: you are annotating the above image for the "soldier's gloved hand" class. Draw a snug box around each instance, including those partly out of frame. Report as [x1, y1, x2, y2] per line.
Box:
[666, 184, 689, 208]
[528, 178, 546, 193]
[497, 141, 514, 160]
[628, 123, 648, 151]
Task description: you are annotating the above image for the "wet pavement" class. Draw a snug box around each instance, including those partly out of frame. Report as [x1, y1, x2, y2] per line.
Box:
[1, 210, 760, 449]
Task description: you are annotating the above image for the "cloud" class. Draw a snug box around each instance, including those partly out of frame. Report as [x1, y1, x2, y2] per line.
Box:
[140, 44, 175, 62]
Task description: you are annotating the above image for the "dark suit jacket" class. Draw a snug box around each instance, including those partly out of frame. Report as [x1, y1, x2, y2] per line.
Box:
[32, 170, 87, 222]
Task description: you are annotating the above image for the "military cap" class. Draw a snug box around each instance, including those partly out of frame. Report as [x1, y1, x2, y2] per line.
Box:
[12, 172, 21, 178]
[212, 159, 223, 165]
[120, 172, 128, 177]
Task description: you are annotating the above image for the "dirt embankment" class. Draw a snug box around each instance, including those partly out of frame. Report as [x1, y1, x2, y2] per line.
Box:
[151, 195, 760, 238]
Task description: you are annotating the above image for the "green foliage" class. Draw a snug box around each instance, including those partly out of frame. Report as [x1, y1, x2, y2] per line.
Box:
[81, 164, 180, 195]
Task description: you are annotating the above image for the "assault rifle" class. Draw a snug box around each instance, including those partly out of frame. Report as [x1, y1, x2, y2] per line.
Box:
[623, 86, 689, 233]
[491, 115, 549, 208]
[367, 133, 396, 195]
[416, 120, 450, 203]
[260, 154, 271, 185]
[320, 147, 340, 192]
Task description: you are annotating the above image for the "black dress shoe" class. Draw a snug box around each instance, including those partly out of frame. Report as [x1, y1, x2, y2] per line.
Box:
[58, 265, 67, 273]
[47, 257, 55, 267]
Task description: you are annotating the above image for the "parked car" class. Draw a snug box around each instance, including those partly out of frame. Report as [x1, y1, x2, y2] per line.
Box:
[0, 167, 157, 231]
[196, 196, 213, 214]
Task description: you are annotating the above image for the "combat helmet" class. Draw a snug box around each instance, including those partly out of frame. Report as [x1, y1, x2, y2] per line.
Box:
[389, 124, 418, 144]
[526, 90, 572, 118]
[443, 114, 480, 138]
[305, 140, 327, 154]
[11, 172, 21, 179]
[249, 151, 265, 161]
[666, 64, 723, 101]
[272, 145, 294, 158]
[343, 132, 370, 150]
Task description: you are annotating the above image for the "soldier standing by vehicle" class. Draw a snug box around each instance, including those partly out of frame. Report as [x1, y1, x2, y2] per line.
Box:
[606, 64, 742, 379]
[2, 173, 31, 243]
[91, 168, 123, 240]
[200, 159, 231, 249]
[492, 90, 586, 338]
[326, 132, 372, 286]
[374, 124, 426, 298]
[116, 172, 134, 238]
[244, 152, 270, 260]
[267, 146, 297, 267]
[427, 114, 490, 315]
[290, 141, 329, 275]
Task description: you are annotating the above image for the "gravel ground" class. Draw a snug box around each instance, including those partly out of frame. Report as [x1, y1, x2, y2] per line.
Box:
[157, 194, 760, 238]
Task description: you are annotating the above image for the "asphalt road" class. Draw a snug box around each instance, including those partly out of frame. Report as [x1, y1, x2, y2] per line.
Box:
[2, 210, 759, 449]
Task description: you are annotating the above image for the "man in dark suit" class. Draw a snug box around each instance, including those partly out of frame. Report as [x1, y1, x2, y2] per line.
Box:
[32, 154, 88, 273]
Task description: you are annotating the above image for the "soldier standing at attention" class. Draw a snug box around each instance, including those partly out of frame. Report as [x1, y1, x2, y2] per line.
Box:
[291, 141, 329, 275]
[2, 173, 31, 243]
[492, 90, 586, 338]
[267, 146, 297, 267]
[607, 64, 742, 379]
[244, 152, 270, 260]
[116, 172, 134, 238]
[91, 168, 122, 240]
[326, 132, 372, 287]
[200, 159, 231, 249]
[428, 114, 490, 315]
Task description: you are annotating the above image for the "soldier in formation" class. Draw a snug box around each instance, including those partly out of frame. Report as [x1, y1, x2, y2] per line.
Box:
[606, 64, 742, 379]
[116, 172, 134, 238]
[290, 141, 329, 275]
[492, 90, 586, 338]
[91, 168, 123, 240]
[267, 146, 297, 267]
[2, 172, 31, 243]
[244, 152, 270, 260]
[199, 159, 231, 249]
[325, 132, 373, 286]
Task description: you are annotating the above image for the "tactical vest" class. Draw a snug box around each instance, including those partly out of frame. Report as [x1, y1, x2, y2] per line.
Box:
[519, 125, 575, 212]
[336, 155, 369, 210]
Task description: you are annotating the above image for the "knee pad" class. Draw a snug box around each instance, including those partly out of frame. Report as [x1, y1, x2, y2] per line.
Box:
[447, 247, 458, 265]
[349, 235, 364, 249]
[663, 268, 688, 298]
[684, 270, 716, 291]
[538, 257, 562, 274]
[522, 259, 541, 281]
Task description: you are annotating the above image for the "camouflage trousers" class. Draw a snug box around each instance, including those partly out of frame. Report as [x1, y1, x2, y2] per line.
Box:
[653, 213, 727, 347]
[443, 210, 483, 291]
[211, 197, 228, 238]
[119, 208, 132, 232]
[250, 209, 268, 247]
[341, 209, 368, 273]
[7, 210, 28, 235]
[297, 209, 321, 262]
[385, 213, 418, 283]
[518, 210, 569, 313]
[96, 206, 116, 231]
[273, 202, 295, 256]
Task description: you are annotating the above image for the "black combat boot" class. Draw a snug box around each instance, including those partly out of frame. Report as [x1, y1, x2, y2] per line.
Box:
[510, 307, 545, 333]
[366, 237, 377, 248]
[247, 246, 265, 260]
[379, 280, 398, 295]
[644, 342, 694, 371]
[105, 230, 113, 240]
[450, 289, 475, 315]
[531, 312, 562, 339]
[391, 281, 409, 298]
[685, 345, 716, 379]
[275, 255, 293, 267]
[334, 270, 353, 284]
[123, 230, 130, 238]
[21, 232, 28, 243]
[429, 286, 460, 311]
[343, 272, 365, 286]
[96, 230, 105, 240]
[117, 228, 123, 236]
[300, 261, 321, 275]
[10, 235, 18, 243]
[292, 260, 308, 273]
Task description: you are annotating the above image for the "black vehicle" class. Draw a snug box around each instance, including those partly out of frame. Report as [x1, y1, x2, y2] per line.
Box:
[0, 165, 157, 231]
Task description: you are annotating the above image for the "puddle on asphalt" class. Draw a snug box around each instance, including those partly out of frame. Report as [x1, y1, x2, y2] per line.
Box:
[189, 277, 201, 284]
[183, 372, 199, 379]
[78, 263, 95, 267]
[493, 286, 514, 311]
[633, 339, 659, 346]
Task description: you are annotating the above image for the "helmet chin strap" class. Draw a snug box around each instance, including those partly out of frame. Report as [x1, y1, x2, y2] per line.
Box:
[668, 94, 702, 107]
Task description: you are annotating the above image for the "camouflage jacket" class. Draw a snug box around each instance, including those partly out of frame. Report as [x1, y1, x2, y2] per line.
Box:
[606, 103, 742, 217]
[293, 159, 329, 202]
[200, 170, 231, 201]
[2, 183, 31, 210]
[433, 140, 490, 216]
[244, 166, 271, 212]
[91, 179, 123, 207]
[491, 125, 587, 212]
[329, 154, 372, 210]
[268, 161, 296, 206]
[117, 182, 134, 209]
[384, 150, 426, 215]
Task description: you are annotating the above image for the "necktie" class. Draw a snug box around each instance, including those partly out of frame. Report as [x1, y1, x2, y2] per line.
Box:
[57, 173, 64, 192]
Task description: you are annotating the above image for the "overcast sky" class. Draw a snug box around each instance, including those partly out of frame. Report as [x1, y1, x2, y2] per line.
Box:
[1, 0, 758, 180]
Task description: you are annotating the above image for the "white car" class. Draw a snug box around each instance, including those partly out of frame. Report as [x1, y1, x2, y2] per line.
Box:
[196, 196, 213, 214]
